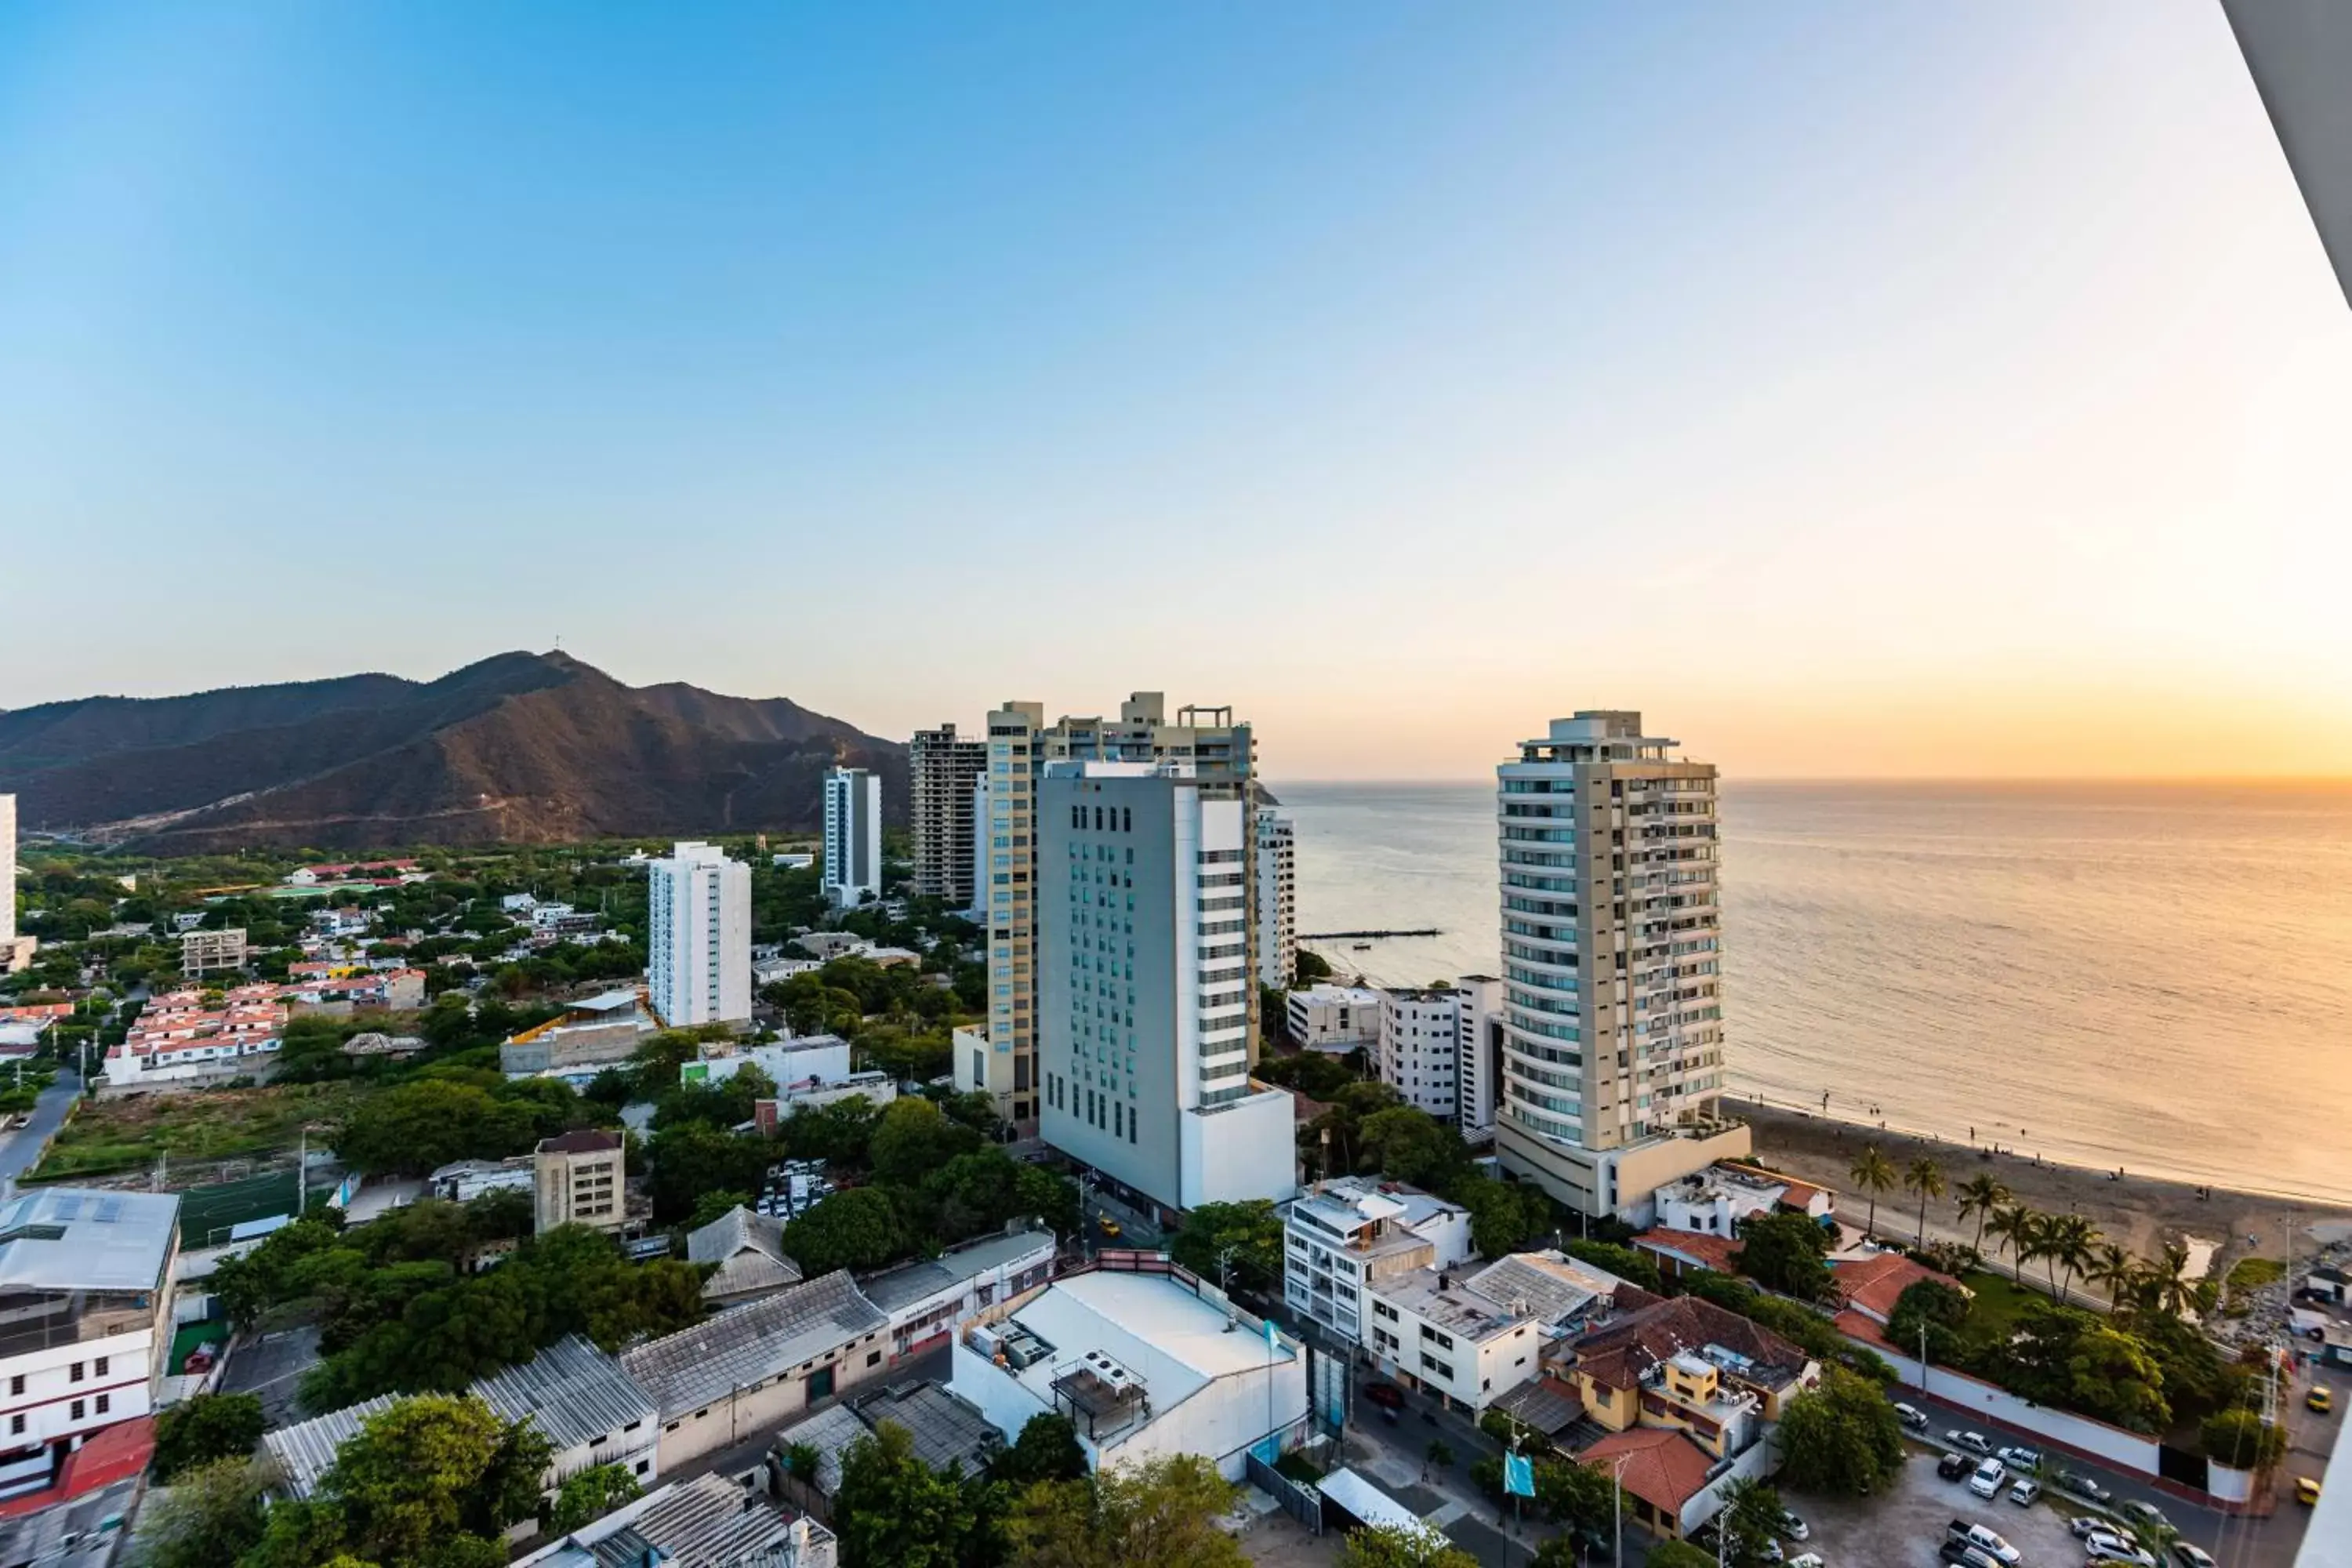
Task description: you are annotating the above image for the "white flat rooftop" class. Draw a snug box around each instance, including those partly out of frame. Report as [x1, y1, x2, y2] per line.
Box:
[999, 1271, 1295, 1409]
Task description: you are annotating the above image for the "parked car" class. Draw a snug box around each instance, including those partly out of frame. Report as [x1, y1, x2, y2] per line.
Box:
[1945, 1520, 2020, 1564]
[1778, 1511, 1809, 1542]
[2171, 1544, 2218, 1568]
[2057, 1468, 2114, 1504]
[1937, 1451, 1974, 1481]
[1937, 1544, 1998, 1568]
[2297, 1475, 2323, 1506]
[2006, 1477, 2040, 1506]
[1893, 1401, 1929, 1429]
[1994, 1445, 2041, 1470]
[1360, 1382, 1405, 1410]
[1788, 1556, 1825, 1568]
[2072, 1517, 2131, 1543]
[1967, 1457, 2007, 1500]
[1949, 1429, 1994, 1454]
[2085, 1537, 2157, 1567]
[2307, 1384, 2333, 1414]
[2121, 1500, 2172, 1533]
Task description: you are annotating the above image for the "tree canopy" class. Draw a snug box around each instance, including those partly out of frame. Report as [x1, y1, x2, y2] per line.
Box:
[1772, 1366, 1907, 1495]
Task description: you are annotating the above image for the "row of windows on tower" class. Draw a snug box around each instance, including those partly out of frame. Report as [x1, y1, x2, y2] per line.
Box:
[1050, 1073, 1140, 1143]
[1074, 805, 1134, 832]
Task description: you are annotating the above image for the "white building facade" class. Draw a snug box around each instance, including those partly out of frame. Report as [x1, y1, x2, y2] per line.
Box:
[1494, 713, 1748, 1217]
[1377, 989, 1466, 1121]
[1284, 985, 1383, 1052]
[1280, 1178, 1472, 1348]
[1037, 760, 1294, 1218]
[1455, 975, 1504, 1138]
[822, 768, 884, 909]
[1254, 808, 1295, 989]
[647, 841, 752, 1027]
[0, 1190, 179, 1501]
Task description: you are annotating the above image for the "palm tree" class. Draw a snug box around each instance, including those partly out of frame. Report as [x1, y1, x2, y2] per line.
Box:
[1849, 1144, 1898, 1240]
[1955, 1174, 2010, 1258]
[1985, 1203, 2038, 1284]
[2143, 1240, 2198, 1317]
[1903, 1156, 1947, 1247]
[2085, 1243, 2137, 1310]
[2041, 1214, 2099, 1299]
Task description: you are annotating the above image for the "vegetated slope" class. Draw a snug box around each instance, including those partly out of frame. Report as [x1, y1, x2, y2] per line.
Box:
[0, 652, 906, 851]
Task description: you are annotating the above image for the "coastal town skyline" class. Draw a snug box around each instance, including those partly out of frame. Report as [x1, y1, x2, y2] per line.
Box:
[7, 2, 2352, 781]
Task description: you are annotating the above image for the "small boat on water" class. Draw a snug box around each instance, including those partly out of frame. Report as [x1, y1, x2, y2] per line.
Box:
[1352, 942, 1372, 950]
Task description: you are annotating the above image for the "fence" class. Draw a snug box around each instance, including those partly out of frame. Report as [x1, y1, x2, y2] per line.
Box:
[1246, 1448, 1323, 1534]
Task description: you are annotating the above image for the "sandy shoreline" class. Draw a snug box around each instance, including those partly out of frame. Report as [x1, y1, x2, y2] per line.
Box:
[1724, 1098, 2352, 1278]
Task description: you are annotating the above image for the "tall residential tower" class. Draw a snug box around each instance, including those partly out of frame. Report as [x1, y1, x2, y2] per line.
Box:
[909, 724, 987, 907]
[972, 694, 1255, 1131]
[822, 768, 884, 908]
[1494, 713, 1748, 1217]
[648, 841, 752, 1027]
[1254, 807, 1296, 989]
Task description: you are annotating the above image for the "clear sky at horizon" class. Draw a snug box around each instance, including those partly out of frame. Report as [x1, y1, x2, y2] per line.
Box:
[4, 2, 2348, 781]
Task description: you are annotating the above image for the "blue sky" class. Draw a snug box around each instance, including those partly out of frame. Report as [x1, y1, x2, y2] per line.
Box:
[4, 2, 2348, 778]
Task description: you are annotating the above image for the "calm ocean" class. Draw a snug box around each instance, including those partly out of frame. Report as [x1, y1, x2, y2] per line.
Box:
[1272, 780, 2352, 1205]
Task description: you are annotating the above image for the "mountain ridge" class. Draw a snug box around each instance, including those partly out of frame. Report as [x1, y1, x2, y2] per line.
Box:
[0, 652, 906, 852]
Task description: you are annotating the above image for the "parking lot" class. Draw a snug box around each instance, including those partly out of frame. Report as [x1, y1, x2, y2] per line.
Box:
[1792, 1440, 2118, 1568]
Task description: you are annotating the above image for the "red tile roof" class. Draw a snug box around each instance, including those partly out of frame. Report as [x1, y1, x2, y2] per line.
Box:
[1578, 1425, 1715, 1518]
[1632, 1228, 1743, 1274]
[1832, 1308, 1895, 1349]
[1831, 1253, 1963, 1322]
[0, 1417, 155, 1517]
[1567, 1294, 1813, 1396]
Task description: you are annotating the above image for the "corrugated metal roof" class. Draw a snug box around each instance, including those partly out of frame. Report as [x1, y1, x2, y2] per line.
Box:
[0, 1189, 178, 1295]
[771, 1402, 869, 1497]
[851, 1383, 1000, 1479]
[472, 1333, 657, 1455]
[263, 1336, 653, 1497]
[688, 1207, 802, 1301]
[622, 1271, 884, 1421]
[858, 1229, 1052, 1314]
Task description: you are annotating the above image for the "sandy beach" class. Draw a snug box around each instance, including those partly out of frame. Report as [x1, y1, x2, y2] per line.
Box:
[1726, 1098, 2352, 1282]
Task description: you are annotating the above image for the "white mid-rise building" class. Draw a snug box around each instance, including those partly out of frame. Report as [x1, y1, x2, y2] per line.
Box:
[1037, 760, 1294, 1218]
[1254, 808, 1295, 989]
[647, 841, 752, 1027]
[1280, 1177, 1472, 1347]
[822, 768, 884, 909]
[1284, 984, 1383, 1052]
[0, 1189, 180, 1501]
[1377, 989, 1467, 1121]
[1494, 712, 1749, 1217]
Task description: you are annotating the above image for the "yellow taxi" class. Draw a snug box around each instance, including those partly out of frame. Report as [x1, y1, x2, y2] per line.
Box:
[2307, 1385, 2333, 1414]
[1095, 1214, 1123, 1240]
[2296, 1475, 2322, 1506]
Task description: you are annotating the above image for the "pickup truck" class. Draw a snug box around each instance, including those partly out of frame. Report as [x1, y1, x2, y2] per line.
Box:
[1945, 1519, 2021, 1565]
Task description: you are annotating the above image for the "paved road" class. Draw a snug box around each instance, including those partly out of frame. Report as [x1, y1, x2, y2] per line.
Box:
[0, 1067, 81, 1195]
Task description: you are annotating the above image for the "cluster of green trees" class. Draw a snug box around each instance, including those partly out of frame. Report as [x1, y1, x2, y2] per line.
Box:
[140, 1395, 554, 1568]
[774, 1095, 1078, 1275]
[1291, 1083, 1557, 1258]
[829, 1413, 1247, 1568]
[209, 1197, 703, 1413]
[1887, 1270, 2256, 1438]
[329, 1071, 610, 1175]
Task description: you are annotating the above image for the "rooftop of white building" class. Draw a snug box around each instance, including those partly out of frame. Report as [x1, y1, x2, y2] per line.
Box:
[980, 1269, 1298, 1414]
[1370, 1267, 1532, 1345]
[0, 1189, 180, 1295]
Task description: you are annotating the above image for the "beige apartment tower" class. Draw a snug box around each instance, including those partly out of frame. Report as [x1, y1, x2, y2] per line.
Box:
[1494, 712, 1748, 1218]
[971, 693, 1256, 1131]
[910, 724, 988, 906]
[535, 1129, 626, 1235]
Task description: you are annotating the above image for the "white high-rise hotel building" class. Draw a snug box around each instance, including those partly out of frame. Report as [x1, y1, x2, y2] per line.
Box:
[1494, 712, 1749, 1218]
[1254, 807, 1295, 989]
[1037, 760, 1294, 1216]
[822, 768, 884, 909]
[647, 841, 752, 1027]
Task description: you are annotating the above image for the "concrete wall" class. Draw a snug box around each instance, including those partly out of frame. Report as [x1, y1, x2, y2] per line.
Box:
[1852, 1333, 2165, 1476]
